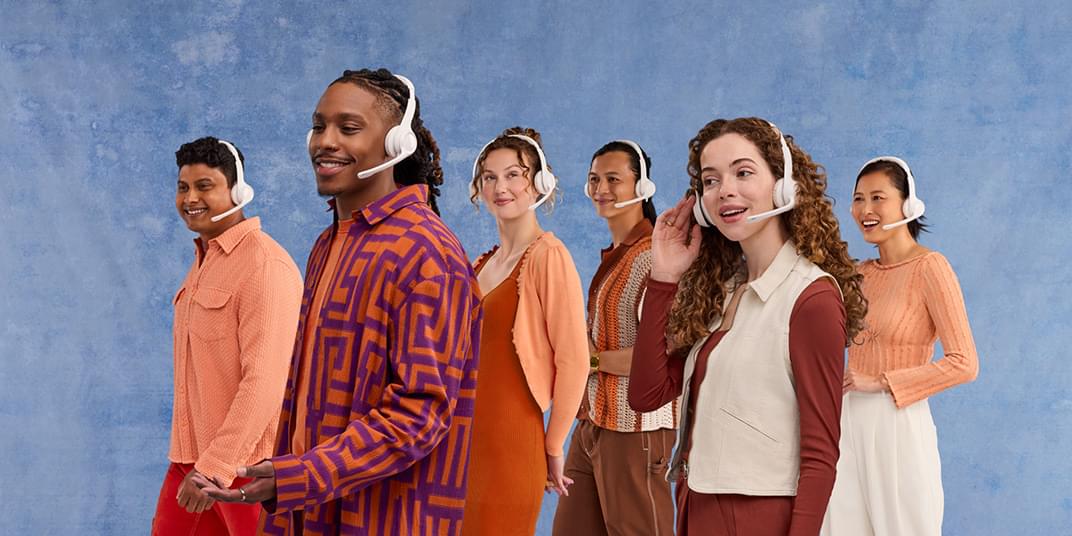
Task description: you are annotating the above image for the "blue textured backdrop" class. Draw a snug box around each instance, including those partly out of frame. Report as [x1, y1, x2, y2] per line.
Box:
[2, 1, 1069, 533]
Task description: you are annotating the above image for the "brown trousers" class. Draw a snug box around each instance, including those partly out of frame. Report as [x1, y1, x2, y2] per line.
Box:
[552, 420, 676, 536]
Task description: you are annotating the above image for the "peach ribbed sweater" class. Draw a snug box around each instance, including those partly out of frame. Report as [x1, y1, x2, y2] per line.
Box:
[848, 251, 979, 408]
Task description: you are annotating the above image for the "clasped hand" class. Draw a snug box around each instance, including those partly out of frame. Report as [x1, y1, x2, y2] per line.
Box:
[186, 460, 277, 506]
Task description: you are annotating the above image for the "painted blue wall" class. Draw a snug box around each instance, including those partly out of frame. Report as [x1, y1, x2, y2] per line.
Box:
[1, 1, 1068, 533]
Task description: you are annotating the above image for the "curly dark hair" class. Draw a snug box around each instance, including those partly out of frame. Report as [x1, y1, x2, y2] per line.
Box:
[668, 117, 868, 349]
[331, 68, 445, 215]
[469, 126, 559, 212]
[856, 159, 929, 239]
[591, 141, 658, 224]
[175, 136, 244, 187]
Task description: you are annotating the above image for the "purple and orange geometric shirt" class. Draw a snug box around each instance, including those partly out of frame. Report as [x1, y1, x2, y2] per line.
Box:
[261, 185, 482, 536]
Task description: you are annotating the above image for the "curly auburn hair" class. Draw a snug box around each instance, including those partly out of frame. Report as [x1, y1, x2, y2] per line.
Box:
[469, 126, 559, 212]
[668, 117, 867, 349]
[331, 69, 445, 215]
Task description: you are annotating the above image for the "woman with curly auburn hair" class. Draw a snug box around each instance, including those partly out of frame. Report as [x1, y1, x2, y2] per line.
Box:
[628, 117, 866, 536]
[461, 126, 589, 535]
[821, 157, 978, 536]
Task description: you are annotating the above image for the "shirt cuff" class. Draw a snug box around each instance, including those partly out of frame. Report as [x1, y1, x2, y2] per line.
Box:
[194, 453, 238, 489]
[265, 454, 310, 514]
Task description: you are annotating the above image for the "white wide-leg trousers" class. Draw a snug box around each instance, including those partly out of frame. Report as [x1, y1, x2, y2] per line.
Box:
[821, 391, 944, 536]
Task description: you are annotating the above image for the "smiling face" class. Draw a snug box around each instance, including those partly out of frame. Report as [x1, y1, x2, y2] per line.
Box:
[851, 171, 911, 244]
[176, 163, 238, 241]
[478, 147, 540, 221]
[308, 82, 394, 199]
[588, 150, 643, 220]
[697, 133, 780, 243]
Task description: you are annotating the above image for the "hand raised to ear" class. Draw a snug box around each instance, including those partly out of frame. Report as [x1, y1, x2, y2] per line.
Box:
[651, 195, 702, 284]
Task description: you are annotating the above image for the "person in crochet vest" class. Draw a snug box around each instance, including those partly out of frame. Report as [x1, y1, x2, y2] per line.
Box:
[552, 140, 678, 536]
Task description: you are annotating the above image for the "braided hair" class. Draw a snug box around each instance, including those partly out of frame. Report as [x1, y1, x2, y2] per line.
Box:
[331, 68, 445, 215]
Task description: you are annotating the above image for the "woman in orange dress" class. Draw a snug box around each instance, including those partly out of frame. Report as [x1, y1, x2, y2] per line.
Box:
[460, 126, 590, 535]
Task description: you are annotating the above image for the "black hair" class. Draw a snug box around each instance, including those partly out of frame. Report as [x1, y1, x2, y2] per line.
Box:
[591, 141, 657, 223]
[856, 160, 929, 239]
[331, 68, 444, 215]
[175, 136, 244, 187]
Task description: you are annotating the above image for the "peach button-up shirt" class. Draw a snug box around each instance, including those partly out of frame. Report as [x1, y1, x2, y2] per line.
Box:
[168, 217, 303, 486]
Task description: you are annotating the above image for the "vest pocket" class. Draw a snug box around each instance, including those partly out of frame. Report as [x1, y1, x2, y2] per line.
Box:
[189, 287, 235, 341]
[719, 407, 780, 443]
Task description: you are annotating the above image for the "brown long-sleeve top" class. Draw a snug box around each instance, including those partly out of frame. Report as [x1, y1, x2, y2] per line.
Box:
[629, 277, 845, 536]
[850, 252, 979, 408]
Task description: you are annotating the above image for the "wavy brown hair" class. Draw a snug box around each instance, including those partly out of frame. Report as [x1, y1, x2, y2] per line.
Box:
[469, 126, 560, 212]
[668, 117, 867, 349]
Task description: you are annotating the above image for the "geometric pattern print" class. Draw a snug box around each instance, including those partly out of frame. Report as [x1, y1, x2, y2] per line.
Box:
[586, 240, 677, 433]
[262, 185, 482, 536]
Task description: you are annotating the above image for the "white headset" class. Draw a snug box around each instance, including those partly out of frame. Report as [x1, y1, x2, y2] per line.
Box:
[584, 139, 657, 208]
[693, 121, 797, 227]
[471, 133, 557, 211]
[858, 155, 926, 230]
[306, 73, 418, 180]
[211, 139, 254, 223]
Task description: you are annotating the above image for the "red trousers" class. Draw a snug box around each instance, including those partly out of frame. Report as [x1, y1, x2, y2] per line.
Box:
[151, 463, 260, 536]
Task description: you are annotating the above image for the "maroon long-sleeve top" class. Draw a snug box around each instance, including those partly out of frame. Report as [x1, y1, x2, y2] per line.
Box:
[629, 277, 845, 536]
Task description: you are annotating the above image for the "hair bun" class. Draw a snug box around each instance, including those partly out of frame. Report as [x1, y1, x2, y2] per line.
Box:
[501, 126, 542, 147]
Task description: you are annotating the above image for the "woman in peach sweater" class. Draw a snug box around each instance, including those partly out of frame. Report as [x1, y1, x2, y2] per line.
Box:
[460, 126, 590, 535]
[821, 157, 979, 536]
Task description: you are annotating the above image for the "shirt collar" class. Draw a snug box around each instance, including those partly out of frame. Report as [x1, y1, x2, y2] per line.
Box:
[601, 218, 654, 257]
[197, 217, 261, 255]
[621, 218, 654, 246]
[747, 240, 800, 303]
[324, 184, 429, 226]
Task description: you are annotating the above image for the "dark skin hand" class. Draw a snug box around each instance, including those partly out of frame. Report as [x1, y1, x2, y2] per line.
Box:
[176, 469, 215, 513]
[200, 460, 276, 504]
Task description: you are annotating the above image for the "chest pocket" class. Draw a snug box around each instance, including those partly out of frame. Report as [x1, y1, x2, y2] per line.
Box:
[189, 287, 235, 341]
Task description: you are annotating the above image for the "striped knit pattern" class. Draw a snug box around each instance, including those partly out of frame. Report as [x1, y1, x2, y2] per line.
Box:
[849, 251, 979, 408]
[169, 217, 303, 488]
[586, 224, 678, 432]
[261, 185, 482, 536]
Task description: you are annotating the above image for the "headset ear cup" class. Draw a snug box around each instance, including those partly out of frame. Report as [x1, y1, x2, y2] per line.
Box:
[693, 195, 710, 227]
[535, 171, 556, 195]
[777, 178, 798, 208]
[232, 182, 254, 206]
[637, 178, 656, 200]
[904, 197, 925, 220]
[384, 125, 418, 159]
[771, 179, 786, 208]
[383, 126, 402, 157]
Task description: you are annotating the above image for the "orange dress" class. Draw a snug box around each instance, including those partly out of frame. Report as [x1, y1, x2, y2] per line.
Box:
[462, 247, 547, 536]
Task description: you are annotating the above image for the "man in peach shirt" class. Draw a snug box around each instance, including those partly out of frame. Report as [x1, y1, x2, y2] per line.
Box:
[151, 137, 303, 535]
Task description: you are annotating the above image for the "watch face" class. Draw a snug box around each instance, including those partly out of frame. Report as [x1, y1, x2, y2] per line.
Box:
[590, 354, 600, 368]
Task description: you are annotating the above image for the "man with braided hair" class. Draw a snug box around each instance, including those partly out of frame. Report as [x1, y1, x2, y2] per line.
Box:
[205, 69, 482, 536]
